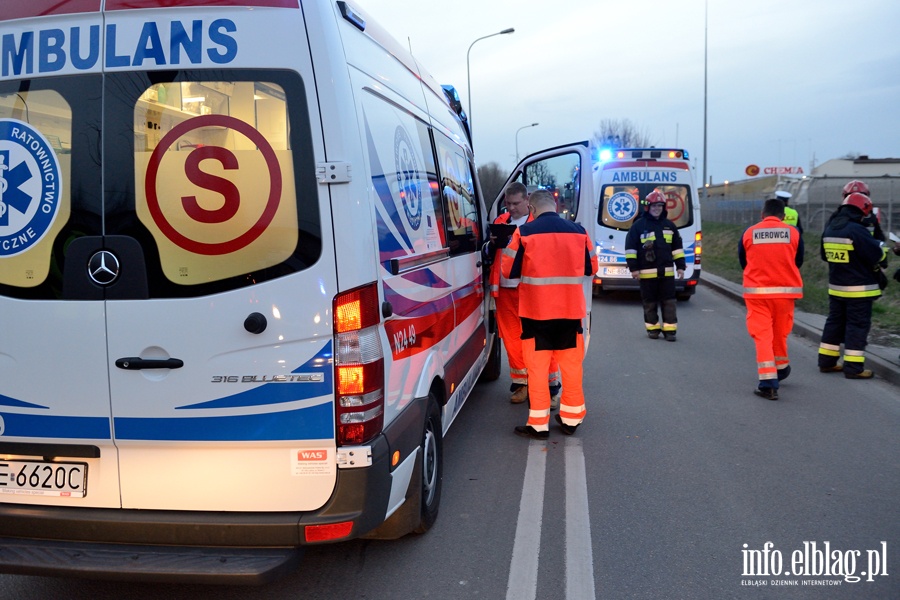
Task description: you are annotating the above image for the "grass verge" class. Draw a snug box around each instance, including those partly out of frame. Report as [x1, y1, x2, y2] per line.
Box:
[702, 221, 900, 348]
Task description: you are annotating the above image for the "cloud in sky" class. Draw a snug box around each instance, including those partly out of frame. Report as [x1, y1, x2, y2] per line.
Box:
[356, 0, 900, 185]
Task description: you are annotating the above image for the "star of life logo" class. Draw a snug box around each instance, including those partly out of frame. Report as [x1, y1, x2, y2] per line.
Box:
[394, 125, 423, 230]
[0, 119, 62, 257]
[608, 191, 637, 223]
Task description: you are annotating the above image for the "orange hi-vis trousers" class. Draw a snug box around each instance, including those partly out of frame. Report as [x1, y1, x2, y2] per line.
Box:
[497, 287, 560, 389]
[522, 334, 586, 432]
[745, 297, 795, 385]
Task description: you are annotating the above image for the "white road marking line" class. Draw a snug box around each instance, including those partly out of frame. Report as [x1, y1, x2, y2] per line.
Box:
[506, 440, 547, 600]
[565, 437, 596, 599]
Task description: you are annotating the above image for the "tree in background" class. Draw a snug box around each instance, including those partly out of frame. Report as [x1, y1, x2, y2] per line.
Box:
[592, 118, 654, 149]
[477, 162, 506, 208]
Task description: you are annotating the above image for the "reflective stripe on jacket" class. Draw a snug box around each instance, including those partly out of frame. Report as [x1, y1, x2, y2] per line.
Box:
[500, 212, 599, 321]
[488, 212, 533, 297]
[624, 212, 686, 276]
[739, 216, 803, 299]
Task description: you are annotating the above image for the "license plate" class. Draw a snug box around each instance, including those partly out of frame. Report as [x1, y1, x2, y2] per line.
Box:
[602, 266, 630, 276]
[0, 460, 88, 498]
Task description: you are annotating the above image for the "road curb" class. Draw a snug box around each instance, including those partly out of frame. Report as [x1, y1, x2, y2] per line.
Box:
[700, 272, 900, 387]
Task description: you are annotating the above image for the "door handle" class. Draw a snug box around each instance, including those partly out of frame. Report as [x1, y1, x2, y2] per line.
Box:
[115, 357, 184, 370]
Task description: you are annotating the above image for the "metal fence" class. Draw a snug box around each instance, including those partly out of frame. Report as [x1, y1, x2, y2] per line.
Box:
[702, 178, 898, 236]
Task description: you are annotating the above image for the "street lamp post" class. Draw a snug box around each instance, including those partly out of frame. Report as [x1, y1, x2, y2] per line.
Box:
[466, 27, 514, 143]
[515, 122, 539, 162]
[701, 0, 708, 198]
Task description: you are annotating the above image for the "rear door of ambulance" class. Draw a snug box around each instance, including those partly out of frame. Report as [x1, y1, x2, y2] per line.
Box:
[0, 2, 336, 513]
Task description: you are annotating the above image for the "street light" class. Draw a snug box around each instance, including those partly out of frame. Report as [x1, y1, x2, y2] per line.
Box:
[701, 0, 708, 198]
[466, 27, 514, 143]
[515, 122, 539, 162]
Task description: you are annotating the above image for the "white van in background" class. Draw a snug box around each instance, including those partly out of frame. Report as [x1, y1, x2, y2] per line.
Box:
[0, 0, 497, 583]
[591, 147, 702, 300]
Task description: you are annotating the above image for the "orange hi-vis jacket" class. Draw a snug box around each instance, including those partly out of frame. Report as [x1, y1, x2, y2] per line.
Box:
[488, 212, 533, 298]
[500, 212, 598, 320]
[739, 216, 803, 299]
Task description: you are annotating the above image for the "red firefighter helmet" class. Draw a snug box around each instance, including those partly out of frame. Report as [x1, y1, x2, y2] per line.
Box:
[645, 190, 667, 205]
[841, 192, 873, 216]
[842, 180, 869, 197]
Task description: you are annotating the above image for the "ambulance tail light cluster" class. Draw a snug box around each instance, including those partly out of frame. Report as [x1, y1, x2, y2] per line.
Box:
[333, 284, 384, 446]
[693, 231, 703, 266]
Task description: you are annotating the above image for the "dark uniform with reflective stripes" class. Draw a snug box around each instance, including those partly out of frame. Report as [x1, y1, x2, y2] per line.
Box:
[625, 207, 686, 338]
[818, 206, 888, 375]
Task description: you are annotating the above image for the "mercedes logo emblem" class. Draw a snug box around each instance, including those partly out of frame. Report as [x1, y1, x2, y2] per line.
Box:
[88, 250, 120, 285]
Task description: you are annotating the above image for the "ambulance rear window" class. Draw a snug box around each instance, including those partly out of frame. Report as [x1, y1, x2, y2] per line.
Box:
[599, 184, 694, 230]
[0, 70, 318, 300]
[109, 69, 321, 298]
[0, 75, 101, 299]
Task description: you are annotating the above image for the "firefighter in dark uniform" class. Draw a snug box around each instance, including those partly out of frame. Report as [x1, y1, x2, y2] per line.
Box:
[625, 190, 686, 341]
[818, 192, 889, 379]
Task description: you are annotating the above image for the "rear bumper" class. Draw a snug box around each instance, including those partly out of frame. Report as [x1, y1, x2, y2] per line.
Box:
[0, 435, 396, 584]
[0, 537, 302, 585]
[594, 272, 700, 293]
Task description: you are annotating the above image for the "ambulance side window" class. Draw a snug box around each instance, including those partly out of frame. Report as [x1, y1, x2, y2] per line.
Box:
[361, 91, 447, 269]
[434, 131, 481, 254]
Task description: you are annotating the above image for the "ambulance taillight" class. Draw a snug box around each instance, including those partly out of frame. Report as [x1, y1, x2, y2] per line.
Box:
[333, 284, 384, 445]
[694, 231, 702, 266]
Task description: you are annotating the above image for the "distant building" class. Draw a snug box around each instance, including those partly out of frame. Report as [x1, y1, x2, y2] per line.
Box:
[703, 156, 899, 232]
[812, 156, 900, 179]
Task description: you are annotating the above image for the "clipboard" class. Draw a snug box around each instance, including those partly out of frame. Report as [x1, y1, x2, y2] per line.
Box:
[489, 223, 517, 248]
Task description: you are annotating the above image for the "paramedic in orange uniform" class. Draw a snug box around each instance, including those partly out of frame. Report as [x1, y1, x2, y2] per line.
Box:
[501, 190, 598, 438]
[738, 198, 804, 401]
[486, 183, 561, 406]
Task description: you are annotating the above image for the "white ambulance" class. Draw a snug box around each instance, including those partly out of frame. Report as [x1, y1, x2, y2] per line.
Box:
[0, 0, 500, 583]
[591, 147, 702, 300]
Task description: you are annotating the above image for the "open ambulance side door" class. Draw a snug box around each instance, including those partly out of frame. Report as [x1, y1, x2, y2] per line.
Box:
[491, 141, 597, 347]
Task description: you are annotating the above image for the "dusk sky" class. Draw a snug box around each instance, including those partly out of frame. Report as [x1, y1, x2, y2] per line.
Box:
[357, 0, 900, 185]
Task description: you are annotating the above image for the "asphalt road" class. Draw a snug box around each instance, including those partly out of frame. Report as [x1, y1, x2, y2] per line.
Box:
[2, 286, 898, 599]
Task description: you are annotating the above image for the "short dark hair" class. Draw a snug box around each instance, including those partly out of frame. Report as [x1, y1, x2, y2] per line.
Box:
[504, 181, 528, 198]
[762, 198, 785, 218]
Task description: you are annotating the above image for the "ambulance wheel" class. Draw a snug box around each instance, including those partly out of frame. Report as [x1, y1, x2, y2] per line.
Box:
[413, 393, 443, 533]
[479, 336, 502, 382]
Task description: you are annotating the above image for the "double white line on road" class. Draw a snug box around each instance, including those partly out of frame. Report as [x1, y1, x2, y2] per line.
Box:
[505, 438, 596, 600]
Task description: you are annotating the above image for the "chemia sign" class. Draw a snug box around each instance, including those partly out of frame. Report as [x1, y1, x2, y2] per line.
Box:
[746, 165, 805, 177]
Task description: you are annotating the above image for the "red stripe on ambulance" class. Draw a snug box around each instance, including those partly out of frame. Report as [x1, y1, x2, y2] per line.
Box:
[0, 0, 100, 21]
[0, 0, 299, 21]
[105, 0, 299, 9]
